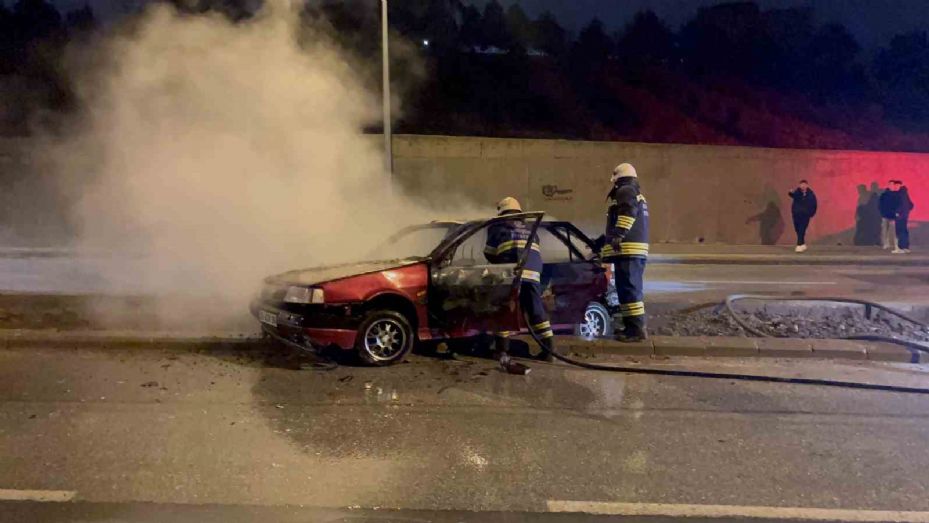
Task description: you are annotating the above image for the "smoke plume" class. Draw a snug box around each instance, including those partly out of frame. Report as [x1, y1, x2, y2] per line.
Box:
[47, 1, 466, 329]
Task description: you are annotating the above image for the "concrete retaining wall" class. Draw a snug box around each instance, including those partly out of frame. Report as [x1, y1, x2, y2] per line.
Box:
[393, 135, 929, 245]
[3, 135, 927, 245]
[0, 137, 73, 244]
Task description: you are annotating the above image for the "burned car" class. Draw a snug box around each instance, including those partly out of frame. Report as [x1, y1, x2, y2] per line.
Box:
[250, 212, 613, 365]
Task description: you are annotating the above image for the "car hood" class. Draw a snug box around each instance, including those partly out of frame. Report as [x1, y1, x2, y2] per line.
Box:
[268, 258, 424, 286]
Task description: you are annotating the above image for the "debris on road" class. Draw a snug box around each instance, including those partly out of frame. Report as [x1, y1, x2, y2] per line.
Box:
[653, 306, 929, 341]
[141, 381, 159, 388]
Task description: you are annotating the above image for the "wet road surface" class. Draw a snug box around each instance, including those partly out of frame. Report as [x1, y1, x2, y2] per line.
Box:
[4, 500, 868, 523]
[2, 259, 928, 332]
[1, 344, 929, 520]
[2, 252, 927, 303]
[646, 264, 929, 307]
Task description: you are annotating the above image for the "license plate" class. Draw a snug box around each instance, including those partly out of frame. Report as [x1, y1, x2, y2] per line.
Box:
[258, 310, 278, 327]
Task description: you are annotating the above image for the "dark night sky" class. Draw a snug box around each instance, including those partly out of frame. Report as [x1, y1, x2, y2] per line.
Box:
[495, 0, 929, 49]
[34, 0, 929, 49]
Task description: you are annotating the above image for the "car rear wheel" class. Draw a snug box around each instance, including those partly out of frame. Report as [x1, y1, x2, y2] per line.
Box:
[356, 310, 415, 366]
[576, 302, 612, 339]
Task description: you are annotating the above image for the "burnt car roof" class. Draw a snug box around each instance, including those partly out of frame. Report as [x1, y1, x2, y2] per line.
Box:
[391, 217, 597, 260]
[265, 215, 599, 287]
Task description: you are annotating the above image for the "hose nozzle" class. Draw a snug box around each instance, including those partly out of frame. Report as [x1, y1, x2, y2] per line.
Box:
[499, 353, 531, 375]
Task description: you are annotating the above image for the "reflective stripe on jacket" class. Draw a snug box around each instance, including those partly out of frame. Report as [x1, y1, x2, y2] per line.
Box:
[484, 218, 544, 283]
[601, 179, 650, 260]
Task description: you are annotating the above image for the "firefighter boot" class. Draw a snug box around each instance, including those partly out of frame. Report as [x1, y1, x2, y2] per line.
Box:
[494, 336, 531, 375]
[615, 316, 648, 343]
[537, 336, 556, 363]
[492, 336, 510, 362]
[613, 313, 626, 338]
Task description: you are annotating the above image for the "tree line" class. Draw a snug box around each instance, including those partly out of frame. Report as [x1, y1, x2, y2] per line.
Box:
[3, 0, 929, 151]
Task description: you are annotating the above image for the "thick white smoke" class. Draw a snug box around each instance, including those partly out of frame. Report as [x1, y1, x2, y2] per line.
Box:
[49, 1, 469, 329]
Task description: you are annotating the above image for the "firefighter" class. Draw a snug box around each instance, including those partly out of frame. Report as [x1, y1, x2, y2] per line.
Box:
[597, 163, 650, 342]
[484, 197, 556, 366]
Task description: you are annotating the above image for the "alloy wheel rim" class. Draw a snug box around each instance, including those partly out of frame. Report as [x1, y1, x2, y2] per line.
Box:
[580, 308, 606, 339]
[363, 319, 407, 361]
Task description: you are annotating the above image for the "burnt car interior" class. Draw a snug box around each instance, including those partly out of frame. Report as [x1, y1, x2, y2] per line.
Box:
[365, 215, 608, 339]
[420, 214, 606, 336]
[428, 213, 543, 334]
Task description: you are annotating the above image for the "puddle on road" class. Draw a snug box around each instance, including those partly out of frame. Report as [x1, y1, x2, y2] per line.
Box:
[242, 344, 631, 458]
[249, 351, 604, 411]
[244, 348, 632, 511]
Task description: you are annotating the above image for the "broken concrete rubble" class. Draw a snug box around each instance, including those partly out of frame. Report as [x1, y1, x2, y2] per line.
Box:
[652, 306, 929, 342]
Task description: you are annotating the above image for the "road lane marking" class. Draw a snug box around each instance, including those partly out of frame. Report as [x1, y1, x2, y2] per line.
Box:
[682, 280, 838, 285]
[0, 489, 77, 502]
[546, 501, 929, 522]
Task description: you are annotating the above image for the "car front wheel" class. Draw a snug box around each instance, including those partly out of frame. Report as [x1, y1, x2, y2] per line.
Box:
[355, 310, 415, 366]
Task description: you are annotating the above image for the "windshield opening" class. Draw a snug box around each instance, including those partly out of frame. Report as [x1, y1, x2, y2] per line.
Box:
[373, 225, 458, 260]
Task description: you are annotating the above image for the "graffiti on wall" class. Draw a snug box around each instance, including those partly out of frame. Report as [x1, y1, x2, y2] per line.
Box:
[542, 184, 573, 201]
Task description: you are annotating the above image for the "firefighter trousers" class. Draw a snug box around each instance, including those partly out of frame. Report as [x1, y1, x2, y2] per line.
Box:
[613, 257, 647, 332]
[495, 282, 553, 352]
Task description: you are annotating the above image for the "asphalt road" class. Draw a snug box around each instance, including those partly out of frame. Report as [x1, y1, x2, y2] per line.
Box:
[2, 501, 903, 523]
[2, 251, 928, 304]
[647, 263, 929, 307]
[5, 252, 929, 332]
[0, 501, 865, 523]
[2, 344, 929, 521]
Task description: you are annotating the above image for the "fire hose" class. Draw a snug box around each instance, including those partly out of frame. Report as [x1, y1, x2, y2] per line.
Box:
[724, 294, 929, 355]
[525, 296, 929, 395]
[266, 293, 929, 394]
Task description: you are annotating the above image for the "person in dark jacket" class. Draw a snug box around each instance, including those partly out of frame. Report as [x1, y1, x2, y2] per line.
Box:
[484, 197, 555, 368]
[788, 180, 817, 252]
[879, 180, 901, 250]
[595, 163, 650, 342]
[893, 181, 915, 254]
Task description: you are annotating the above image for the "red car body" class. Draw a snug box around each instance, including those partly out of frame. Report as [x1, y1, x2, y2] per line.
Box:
[308, 263, 430, 347]
[250, 215, 610, 363]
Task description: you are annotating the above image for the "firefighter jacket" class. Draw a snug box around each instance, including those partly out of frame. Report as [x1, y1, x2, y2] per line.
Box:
[484, 215, 543, 283]
[601, 178, 649, 260]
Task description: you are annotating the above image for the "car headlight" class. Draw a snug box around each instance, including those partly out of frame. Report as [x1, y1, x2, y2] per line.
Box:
[283, 286, 325, 304]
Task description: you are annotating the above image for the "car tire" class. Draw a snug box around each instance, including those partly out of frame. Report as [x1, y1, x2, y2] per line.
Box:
[576, 302, 613, 339]
[355, 310, 415, 366]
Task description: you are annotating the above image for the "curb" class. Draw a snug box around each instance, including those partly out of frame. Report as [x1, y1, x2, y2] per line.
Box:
[559, 335, 926, 363]
[723, 299, 929, 314]
[0, 330, 263, 350]
[1, 330, 925, 364]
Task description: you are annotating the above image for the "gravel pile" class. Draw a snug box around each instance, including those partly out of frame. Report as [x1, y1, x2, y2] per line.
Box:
[652, 306, 929, 342]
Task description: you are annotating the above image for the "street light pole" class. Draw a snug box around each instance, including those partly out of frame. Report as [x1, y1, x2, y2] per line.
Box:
[380, 0, 393, 176]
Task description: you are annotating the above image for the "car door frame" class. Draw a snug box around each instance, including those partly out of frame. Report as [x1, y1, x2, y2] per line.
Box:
[426, 212, 545, 338]
[537, 222, 609, 329]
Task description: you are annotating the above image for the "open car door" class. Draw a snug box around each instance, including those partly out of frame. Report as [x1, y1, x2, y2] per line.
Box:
[428, 212, 545, 338]
[538, 222, 609, 328]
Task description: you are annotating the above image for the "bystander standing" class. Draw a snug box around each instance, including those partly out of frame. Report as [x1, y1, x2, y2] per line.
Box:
[788, 180, 818, 252]
[879, 180, 900, 250]
[893, 180, 914, 254]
